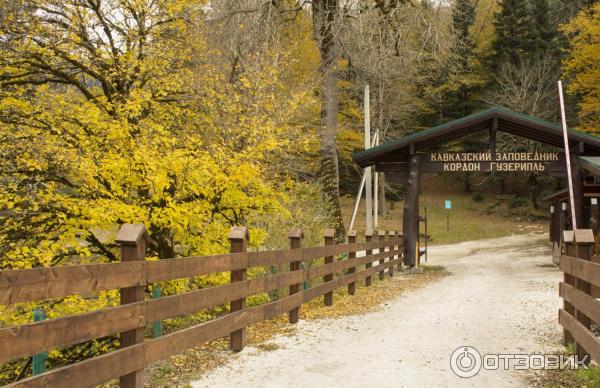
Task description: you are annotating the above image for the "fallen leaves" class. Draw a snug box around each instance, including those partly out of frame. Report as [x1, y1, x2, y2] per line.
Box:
[145, 266, 449, 387]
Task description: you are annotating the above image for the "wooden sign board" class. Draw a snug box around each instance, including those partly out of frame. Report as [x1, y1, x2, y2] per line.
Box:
[378, 152, 565, 174]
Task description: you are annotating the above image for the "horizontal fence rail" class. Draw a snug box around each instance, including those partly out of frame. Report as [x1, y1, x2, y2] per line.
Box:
[1, 225, 405, 387]
[559, 230, 600, 364]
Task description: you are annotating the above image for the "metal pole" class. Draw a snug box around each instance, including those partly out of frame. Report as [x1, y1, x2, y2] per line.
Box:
[365, 84, 373, 234]
[151, 286, 162, 338]
[348, 133, 379, 232]
[558, 80, 577, 231]
[374, 130, 379, 228]
[32, 308, 47, 375]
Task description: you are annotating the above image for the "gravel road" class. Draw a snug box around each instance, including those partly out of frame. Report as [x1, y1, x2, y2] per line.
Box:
[192, 233, 562, 388]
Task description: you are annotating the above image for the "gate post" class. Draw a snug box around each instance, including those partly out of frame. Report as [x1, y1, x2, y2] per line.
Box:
[288, 229, 303, 323]
[378, 231, 386, 280]
[397, 231, 403, 272]
[324, 229, 335, 306]
[563, 229, 595, 360]
[116, 224, 147, 388]
[347, 230, 357, 295]
[229, 226, 248, 351]
[388, 231, 395, 277]
[365, 231, 373, 286]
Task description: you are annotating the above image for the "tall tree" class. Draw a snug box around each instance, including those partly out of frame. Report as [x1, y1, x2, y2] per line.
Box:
[313, 0, 345, 237]
[491, 0, 536, 66]
[442, 0, 482, 118]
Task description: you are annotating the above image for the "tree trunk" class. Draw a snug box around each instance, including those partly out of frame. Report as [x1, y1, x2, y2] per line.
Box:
[529, 174, 539, 209]
[313, 0, 345, 238]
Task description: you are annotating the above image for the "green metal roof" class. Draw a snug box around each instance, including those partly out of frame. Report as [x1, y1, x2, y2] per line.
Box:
[353, 107, 600, 168]
[578, 156, 600, 176]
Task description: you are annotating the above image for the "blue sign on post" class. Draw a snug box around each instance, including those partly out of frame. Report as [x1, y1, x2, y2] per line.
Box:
[445, 200, 452, 232]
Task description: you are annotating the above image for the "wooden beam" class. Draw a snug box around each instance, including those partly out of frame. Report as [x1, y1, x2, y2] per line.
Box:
[490, 117, 497, 154]
[403, 154, 419, 267]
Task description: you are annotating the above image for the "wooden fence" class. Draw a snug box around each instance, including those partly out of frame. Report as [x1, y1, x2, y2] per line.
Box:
[559, 229, 600, 363]
[0, 224, 404, 387]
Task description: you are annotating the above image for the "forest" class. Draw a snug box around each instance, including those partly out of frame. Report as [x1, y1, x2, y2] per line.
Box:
[0, 0, 599, 383]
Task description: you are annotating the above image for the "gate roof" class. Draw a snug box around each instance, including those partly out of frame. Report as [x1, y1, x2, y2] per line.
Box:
[353, 107, 600, 168]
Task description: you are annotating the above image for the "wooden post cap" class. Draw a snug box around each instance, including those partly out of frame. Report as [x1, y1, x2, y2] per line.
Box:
[388, 231, 396, 236]
[288, 229, 303, 239]
[574, 229, 595, 244]
[347, 230, 357, 237]
[324, 229, 335, 238]
[377, 230, 386, 237]
[365, 230, 374, 237]
[116, 224, 147, 246]
[228, 226, 248, 241]
[563, 230, 574, 243]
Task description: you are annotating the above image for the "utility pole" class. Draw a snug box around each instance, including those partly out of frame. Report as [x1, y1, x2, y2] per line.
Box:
[365, 85, 373, 234]
[558, 80, 577, 231]
[374, 129, 379, 228]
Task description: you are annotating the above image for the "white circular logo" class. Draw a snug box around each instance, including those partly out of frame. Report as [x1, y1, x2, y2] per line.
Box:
[450, 346, 482, 378]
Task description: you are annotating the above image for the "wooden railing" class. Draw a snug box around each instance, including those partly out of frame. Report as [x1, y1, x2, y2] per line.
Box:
[559, 229, 600, 363]
[1, 224, 404, 387]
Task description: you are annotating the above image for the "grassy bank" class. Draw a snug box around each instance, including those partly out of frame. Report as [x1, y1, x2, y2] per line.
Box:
[342, 174, 547, 245]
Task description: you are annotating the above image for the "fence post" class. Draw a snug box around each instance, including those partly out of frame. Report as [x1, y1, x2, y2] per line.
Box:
[288, 229, 303, 323]
[576, 231, 594, 363]
[229, 226, 248, 351]
[32, 308, 47, 375]
[347, 230, 357, 295]
[116, 224, 147, 388]
[365, 231, 373, 287]
[151, 286, 162, 338]
[378, 230, 386, 280]
[324, 229, 335, 306]
[388, 231, 395, 277]
[560, 202, 568, 252]
[396, 232, 404, 272]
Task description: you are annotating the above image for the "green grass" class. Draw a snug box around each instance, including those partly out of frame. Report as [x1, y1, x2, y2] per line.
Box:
[576, 366, 600, 388]
[342, 175, 546, 245]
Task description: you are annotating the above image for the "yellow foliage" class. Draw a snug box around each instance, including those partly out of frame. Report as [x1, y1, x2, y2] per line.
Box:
[562, 3, 600, 133]
[0, 1, 321, 380]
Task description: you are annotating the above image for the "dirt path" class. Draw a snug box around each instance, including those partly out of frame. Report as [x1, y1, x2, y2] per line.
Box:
[192, 233, 562, 387]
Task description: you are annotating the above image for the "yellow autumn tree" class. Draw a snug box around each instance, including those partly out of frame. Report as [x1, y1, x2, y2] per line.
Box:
[562, 3, 600, 134]
[0, 0, 310, 269]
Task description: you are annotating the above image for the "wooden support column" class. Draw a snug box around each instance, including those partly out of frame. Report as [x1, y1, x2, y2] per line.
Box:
[324, 229, 335, 306]
[116, 224, 147, 388]
[489, 117, 497, 154]
[229, 226, 248, 351]
[560, 202, 568, 249]
[378, 230, 386, 280]
[388, 231, 395, 277]
[347, 230, 357, 295]
[590, 198, 599, 237]
[591, 198, 600, 297]
[365, 231, 373, 286]
[397, 232, 403, 272]
[288, 229, 303, 323]
[403, 153, 419, 267]
[572, 157, 585, 228]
